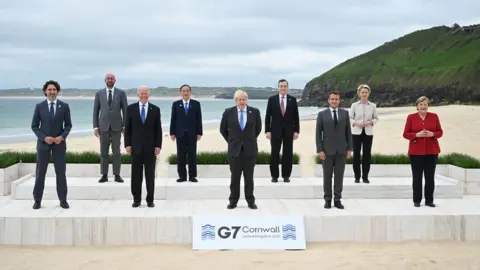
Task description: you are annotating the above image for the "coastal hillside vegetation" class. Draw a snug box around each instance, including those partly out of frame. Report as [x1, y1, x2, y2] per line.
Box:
[299, 23, 480, 107]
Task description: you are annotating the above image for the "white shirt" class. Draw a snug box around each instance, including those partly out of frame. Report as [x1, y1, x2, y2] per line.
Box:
[183, 98, 190, 109]
[329, 107, 339, 121]
[106, 87, 114, 100]
[47, 98, 57, 115]
[237, 106, 247, 127]
[139, 101, 149, 119]
[279, 93, 287, 110]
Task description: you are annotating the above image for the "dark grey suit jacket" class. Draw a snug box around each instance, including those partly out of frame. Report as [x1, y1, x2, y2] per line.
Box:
[315, 108, 353, 155]
[220, 106, 262, 159]
[31, 99, 72, 151]
[93, 87, 128, 132]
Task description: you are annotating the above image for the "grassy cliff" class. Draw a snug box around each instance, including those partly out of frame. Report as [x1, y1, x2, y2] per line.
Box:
[298, 24, 480, 107]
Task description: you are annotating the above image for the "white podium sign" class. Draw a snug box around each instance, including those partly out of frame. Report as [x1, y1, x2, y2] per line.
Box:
[192, 215, 306, 250]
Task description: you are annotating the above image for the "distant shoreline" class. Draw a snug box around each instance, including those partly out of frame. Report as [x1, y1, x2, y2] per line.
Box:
[0, 95, 220, 101]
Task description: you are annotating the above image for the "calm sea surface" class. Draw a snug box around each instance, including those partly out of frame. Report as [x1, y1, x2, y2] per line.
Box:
[0, 97, 319, 143]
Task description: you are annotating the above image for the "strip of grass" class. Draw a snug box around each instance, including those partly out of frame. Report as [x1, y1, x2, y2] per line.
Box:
[167, 151, 300, 165]
[314, 152, 480, 168]
[0, 151, 131, 169]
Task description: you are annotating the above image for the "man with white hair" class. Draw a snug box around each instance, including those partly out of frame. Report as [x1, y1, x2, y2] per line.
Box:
[220, 90, 262, 209]
[124, 85, 162, 208]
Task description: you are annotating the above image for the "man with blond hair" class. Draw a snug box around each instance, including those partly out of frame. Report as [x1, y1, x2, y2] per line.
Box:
[93, 73, 128, 183]
[220, 90, 262, 210]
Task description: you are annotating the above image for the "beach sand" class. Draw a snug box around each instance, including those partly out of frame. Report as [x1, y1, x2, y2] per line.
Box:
[1, 104, 479, 178]
[1, 104, 479, 268]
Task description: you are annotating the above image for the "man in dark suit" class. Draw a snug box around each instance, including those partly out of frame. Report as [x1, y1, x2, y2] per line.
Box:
[265, 79, 300, 183]
[93, 73, 128, 183]
[220, 90, 262, 210]
[315, 90, 353, 210]
[169, 84, 203, 182]
[124, 85, 162, 208]
[31, 80, 72, 210]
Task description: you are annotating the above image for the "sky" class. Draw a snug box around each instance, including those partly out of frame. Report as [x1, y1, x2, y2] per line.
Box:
[0, 0, 479, 90]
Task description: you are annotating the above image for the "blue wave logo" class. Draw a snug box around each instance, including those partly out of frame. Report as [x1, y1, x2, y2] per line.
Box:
[282, 224, 296, 240]
[201, 224, 215, 240]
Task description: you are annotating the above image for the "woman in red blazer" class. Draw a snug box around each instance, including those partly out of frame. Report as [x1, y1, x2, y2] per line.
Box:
[403, 96, 443, 208]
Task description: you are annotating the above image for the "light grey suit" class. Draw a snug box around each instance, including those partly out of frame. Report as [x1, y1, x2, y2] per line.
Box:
[315, 107, 353, 202]
[93, 87, 128, 176]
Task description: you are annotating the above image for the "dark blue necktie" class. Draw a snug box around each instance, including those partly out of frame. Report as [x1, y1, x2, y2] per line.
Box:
[185, 102, 189, 114]
[49, 102, 55, 123]
[141, 105, 146, 124]
[239, 110, 245, 130]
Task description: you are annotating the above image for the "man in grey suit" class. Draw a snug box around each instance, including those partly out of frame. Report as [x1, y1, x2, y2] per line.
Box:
[31, 80, 72, 210]
[316, 90, 353, 209]
[93, 73, 128, 183]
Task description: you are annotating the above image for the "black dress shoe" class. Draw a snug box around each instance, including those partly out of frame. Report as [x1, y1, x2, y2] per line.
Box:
[334, 201, 344, 209]
[248, 203, 258, 209]
[414, 202, 421, 207]
[355, 178, 360, 183]
[425, 202, 436, 207]
[363, 178, 370, 184]
[283, 178, 290, 183]
[98, 175, 108, 183]
[189, 177, 198, 182]
[271, 178, 278, 183]
[324, 201, 331, 209]
[33, 201, 41, 210]
[147, 202, 155, 208]
[114, 175, 124, 183]
[176, 178, 187, 183]
[227, 203, 237, 209]
[132, 202, 141, 208]
[60, 201, 69, 209]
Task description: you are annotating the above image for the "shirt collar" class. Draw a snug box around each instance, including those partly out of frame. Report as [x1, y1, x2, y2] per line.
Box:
[329, 107, 338, 111]
[182, 98, 190, 103]
[279, 93, 287, 98]
[47, 98, 57, 104]
[357, 100, 370, 105]
[139, 101, 149, 107]
[237, 106, 247, 112]
[106, 87, 114, 92]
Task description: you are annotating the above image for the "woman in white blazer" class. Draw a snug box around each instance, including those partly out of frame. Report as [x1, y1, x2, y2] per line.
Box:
[349, 84, 379, 183]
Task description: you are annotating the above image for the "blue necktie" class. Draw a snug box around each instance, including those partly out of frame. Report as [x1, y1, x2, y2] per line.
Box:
[239, 110, 244, 130]
[141, 105, 146, 124]
[49, 102, 55, 123]
[185, 102, 189, 114]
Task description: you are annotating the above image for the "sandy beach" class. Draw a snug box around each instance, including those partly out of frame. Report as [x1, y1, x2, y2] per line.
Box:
[1, 104, 479, 269]
[1, 104, 479, 177]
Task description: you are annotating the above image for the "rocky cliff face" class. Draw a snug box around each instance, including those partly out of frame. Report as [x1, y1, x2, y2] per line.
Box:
[298, 24, 480, 107]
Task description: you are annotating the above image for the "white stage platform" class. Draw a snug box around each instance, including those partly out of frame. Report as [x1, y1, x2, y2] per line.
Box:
[0, 198, 480, 246]
[12, 176, 463, 200]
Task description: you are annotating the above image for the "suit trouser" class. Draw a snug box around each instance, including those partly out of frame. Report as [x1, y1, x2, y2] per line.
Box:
[176, 132, 197, 179]
[229, 147, 256, 204]
[100, 128, 122, 175]
[270, 128, 294, 178]
[322, 154, 346, 202]
[352, 128, 373, 180]
[131, 149, 156, 203]
[409, 154, 437, 204]
[33, 144, 68, 202]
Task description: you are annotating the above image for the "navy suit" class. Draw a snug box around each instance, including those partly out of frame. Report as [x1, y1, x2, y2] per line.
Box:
[169, 99, 203, 180]
[31, 99, 72, 202]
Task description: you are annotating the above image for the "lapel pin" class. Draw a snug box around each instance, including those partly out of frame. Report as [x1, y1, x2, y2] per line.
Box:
[249, 111, 252, 113]
[58, 105, 61, 108]
[180, 104, 182, 107]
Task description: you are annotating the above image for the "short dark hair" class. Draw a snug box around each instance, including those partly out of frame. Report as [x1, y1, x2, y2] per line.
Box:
[179, 84, 191, 91]
[328, 90, 340, 99]
[278, 79, 288, 86]
[42, 80, 61, 97]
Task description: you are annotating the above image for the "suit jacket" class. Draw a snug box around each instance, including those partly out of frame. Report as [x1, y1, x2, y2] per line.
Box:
[403, 112, 443, 155]
[124, 102, 162, 155]
[349, 100, 379, 135]
[93, 87, 128, 132]
[169, 99, 203, 139]
[264, 94, 300, 137]
[31, 99, 72, 151]
[220, 106, 262, 159]
[315, 108, 353, 155]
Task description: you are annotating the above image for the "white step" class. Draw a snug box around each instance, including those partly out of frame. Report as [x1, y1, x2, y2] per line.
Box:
[12, 175, 463, 200]
[0, 197, 479, 246]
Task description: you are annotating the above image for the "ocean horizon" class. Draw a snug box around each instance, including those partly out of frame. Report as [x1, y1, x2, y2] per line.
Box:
[0, 97, 320, 144]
